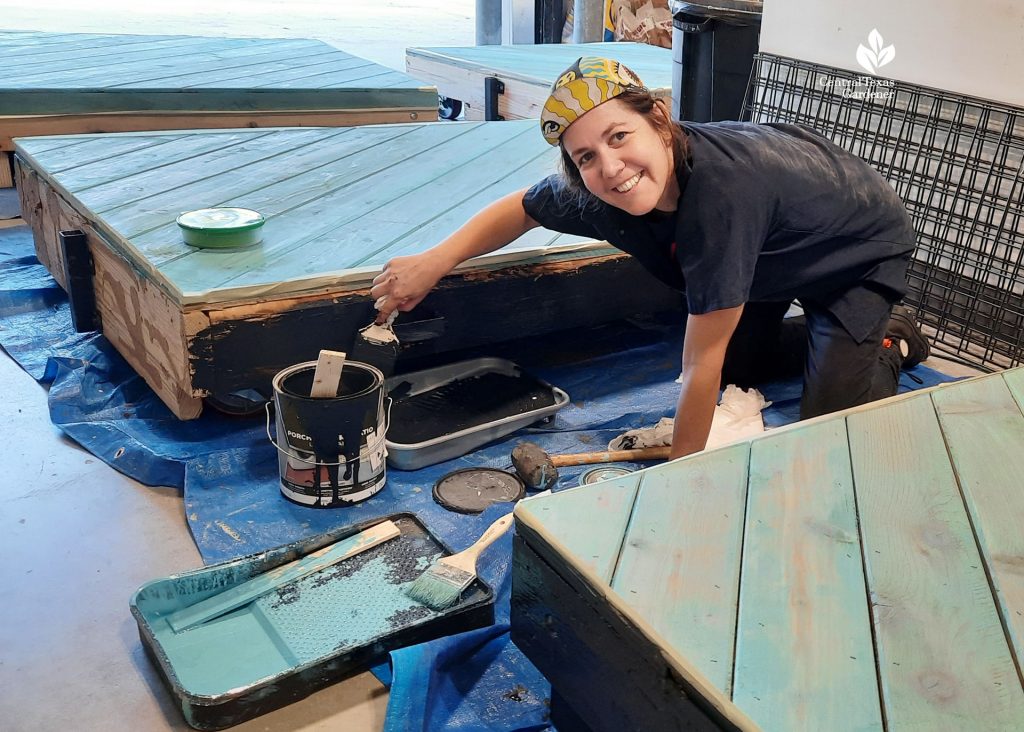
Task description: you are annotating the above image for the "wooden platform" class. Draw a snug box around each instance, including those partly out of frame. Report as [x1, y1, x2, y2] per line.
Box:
[14, 121, 681, 418]
[405, 42, 674, 120]
[0, 29, 438, 187]
[512, 368, 1024, 731]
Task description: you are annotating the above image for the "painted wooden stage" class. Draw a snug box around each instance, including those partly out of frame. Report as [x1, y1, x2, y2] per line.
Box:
[0, 29, 438, 187]
[405, 42, 674, 121]
[15, 120, 681, 418]
[512, 367, 1024, 731]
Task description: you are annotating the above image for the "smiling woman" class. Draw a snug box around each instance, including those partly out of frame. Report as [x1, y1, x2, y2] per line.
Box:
[371, 55, 930, 459]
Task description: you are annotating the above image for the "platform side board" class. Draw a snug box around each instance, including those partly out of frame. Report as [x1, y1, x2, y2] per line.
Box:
[405, 42, 673, 121]
[610, 443, 749, 695]
[931, 373, 1024, 681]
[0, 32, 436, 117]
[735, 420, 883, 731]
[847, 392, 1024, 730]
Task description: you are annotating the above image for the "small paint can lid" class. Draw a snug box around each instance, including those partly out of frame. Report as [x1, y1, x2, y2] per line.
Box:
[176, 207, 265, 249]
[433, 468, 525, 514]
[177, 207, 265, 231]
[579, 466, 633, 486]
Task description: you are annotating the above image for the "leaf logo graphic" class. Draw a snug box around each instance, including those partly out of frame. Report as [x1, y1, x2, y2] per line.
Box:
[856, 29, 896, 75]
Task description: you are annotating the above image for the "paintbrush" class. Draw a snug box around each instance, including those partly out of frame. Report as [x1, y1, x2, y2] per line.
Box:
[405, 513, 513, 610]
[350, 310, 399, 377]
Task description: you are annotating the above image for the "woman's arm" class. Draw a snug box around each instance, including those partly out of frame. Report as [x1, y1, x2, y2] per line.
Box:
[670, 305, 745, 459]
[370, 188, 540, 318]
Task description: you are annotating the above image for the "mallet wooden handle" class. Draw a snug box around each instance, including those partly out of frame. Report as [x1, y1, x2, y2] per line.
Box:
[549, 446, 672, 467]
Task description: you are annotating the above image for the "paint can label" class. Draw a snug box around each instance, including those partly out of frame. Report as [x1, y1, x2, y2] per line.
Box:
[271, 360, 389, 508]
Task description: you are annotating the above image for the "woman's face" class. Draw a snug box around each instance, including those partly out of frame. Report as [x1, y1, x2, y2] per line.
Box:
[561, 98, 679, 216]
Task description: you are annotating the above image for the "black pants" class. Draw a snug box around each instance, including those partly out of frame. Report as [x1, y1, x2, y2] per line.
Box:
[720, 300, 899, 420]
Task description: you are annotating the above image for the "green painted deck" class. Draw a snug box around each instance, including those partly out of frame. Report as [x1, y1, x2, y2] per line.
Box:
[14, 121, 602, 306]
[514, 369, 1024, 731]
[0, 30, 434, 116]
[405, 42, 674, 120]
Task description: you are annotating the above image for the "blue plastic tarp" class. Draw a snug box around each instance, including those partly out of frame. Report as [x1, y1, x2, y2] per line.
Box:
[0, 224, 955, 731]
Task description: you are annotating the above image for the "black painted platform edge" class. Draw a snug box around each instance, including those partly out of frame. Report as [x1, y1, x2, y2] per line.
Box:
[187, 256, 684, 402]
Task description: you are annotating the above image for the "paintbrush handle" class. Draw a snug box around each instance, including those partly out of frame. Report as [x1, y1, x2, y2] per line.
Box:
[451, 514, 513, 569]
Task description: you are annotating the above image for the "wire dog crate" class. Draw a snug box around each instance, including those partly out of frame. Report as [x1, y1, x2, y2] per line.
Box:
[744, 53, 1024, 370]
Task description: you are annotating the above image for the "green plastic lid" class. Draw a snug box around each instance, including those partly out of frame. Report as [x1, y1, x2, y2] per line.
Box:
[176, 207, 265, 249]
[177, 207, 264, 231]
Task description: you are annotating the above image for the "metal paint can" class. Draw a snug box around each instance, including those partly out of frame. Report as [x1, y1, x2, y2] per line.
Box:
[579, 466, 633, 486]
[267, 360, 388, 507]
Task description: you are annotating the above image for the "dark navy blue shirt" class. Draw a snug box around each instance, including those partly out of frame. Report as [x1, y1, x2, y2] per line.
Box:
[522, 121, 916, 342]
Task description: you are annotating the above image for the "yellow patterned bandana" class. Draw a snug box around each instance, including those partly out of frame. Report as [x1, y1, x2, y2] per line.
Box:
[540, 57, 646, 146]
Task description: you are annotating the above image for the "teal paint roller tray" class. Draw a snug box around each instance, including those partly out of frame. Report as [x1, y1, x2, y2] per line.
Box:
[130, 514, 494, 730]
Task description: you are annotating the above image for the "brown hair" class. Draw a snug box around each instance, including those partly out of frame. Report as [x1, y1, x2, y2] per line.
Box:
[557, 90, 689, 209]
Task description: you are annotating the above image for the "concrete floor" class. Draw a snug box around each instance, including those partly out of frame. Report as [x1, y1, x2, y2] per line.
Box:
[0, 4, 472, 730]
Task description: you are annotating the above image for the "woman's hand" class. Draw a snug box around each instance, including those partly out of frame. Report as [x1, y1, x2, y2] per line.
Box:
[370, 251, 453, 321]
[369, 188, 539, 323]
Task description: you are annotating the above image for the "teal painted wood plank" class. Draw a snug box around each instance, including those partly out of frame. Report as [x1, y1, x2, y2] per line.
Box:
[106, 45, 342, 89]
[190, 56, 376, 89]
[54, 131, 277, 202]
[349, 140, 564, 266]
[2, 35, 237, 70]
[5, 38, 298, 86]
[251, 123, 550, 278]
[12, 136, 114, 156]
[154, 121, 528, 296]
[848, 394, 1024, 730]
[734, 419, 883, 732]
[0, 33, 141, 58]
[609, 444, 749, 695]
[408, 42, 673, 90]
[1005, 368, 1024, 412]
[931, 372, 1024, 680]
[514, 473, 641, 582]
[109, 123, 456, 272]
[43, 136, 183, 175]
[101, 127, 411, 242]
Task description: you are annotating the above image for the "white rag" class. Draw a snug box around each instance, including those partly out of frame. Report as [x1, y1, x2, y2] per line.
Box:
[608, 384, 772, 452]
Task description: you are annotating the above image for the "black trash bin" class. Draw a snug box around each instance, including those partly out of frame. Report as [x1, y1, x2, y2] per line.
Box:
[671, 0, 763, 122]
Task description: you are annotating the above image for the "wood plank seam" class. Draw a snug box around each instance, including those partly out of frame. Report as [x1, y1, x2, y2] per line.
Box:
[843, 415, 892, 731]
[929, 386, 1024, 690]
[725, 442, 753, 702]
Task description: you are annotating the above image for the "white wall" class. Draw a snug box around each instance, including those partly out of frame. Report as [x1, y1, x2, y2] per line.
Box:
[759, 0, 1024, 107]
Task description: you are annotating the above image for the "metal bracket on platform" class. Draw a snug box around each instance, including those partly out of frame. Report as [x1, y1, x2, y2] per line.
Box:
[484, 76, 505, 121]
[59, 229, 100, 332]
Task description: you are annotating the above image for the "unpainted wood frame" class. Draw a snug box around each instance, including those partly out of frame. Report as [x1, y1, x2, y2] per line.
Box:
[16, 157, 205, 418]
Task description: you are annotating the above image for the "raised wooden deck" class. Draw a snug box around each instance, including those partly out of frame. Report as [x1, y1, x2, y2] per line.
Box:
[0, 30, 438, 187]
[15, 121, 681, 418]
[512, 368, 1024, 731]
[405, 42, 674, 121]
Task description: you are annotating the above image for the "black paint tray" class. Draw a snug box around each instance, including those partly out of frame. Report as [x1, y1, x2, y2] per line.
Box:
[130, 514, 493, 730]
[384, 357, 569, 470]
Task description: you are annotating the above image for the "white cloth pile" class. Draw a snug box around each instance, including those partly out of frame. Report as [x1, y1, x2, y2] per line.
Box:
[608, 385, 771, 452]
